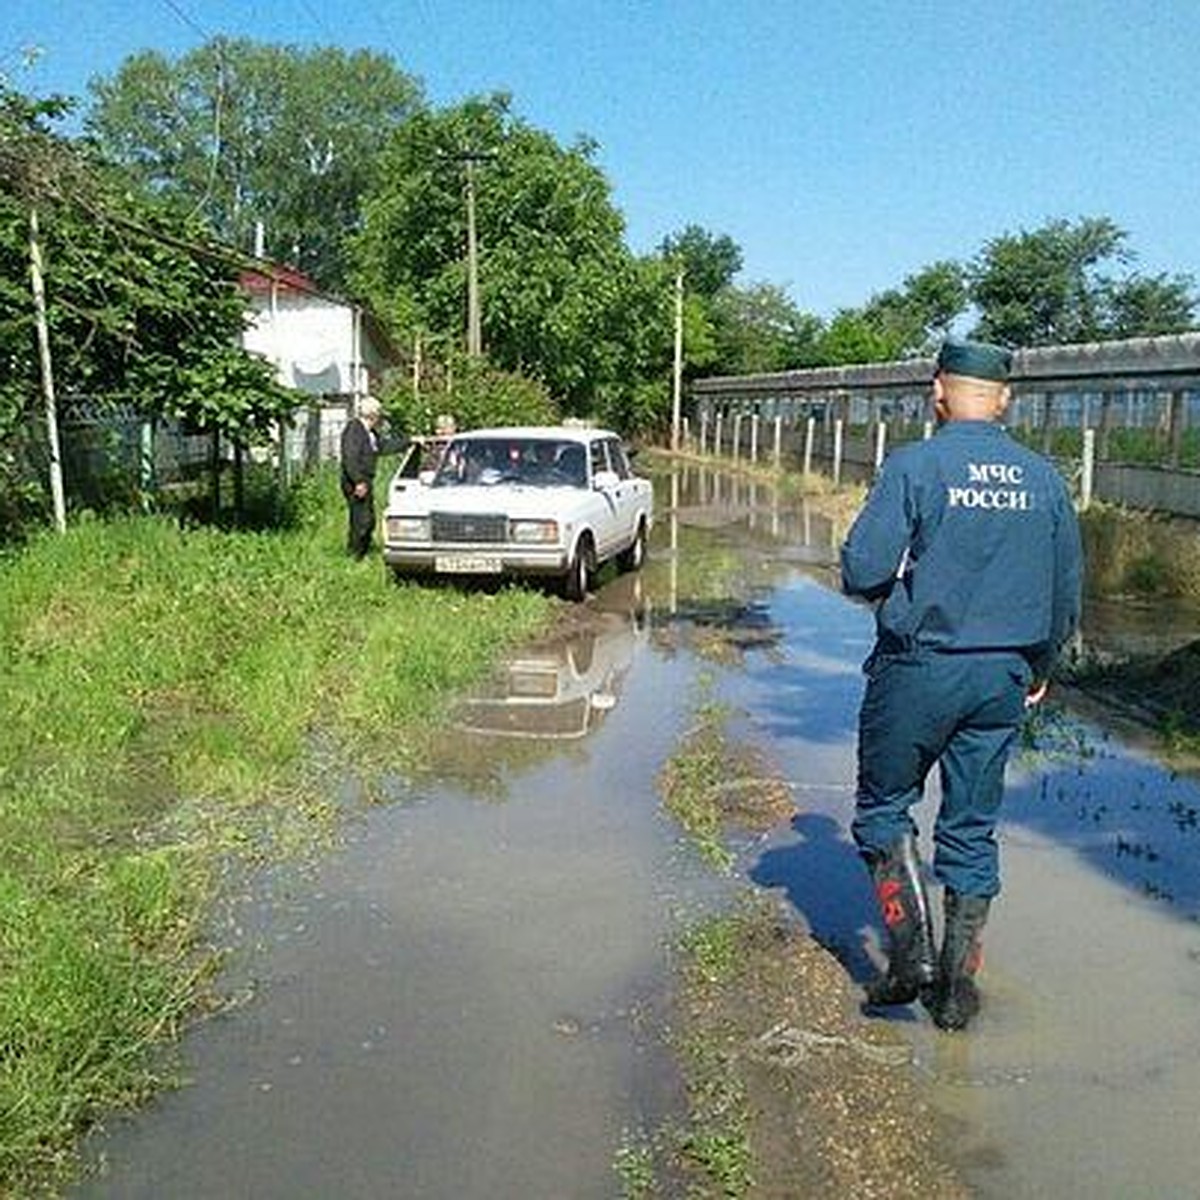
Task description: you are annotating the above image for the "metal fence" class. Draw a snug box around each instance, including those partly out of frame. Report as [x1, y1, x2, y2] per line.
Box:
[14, 397, 354, 517]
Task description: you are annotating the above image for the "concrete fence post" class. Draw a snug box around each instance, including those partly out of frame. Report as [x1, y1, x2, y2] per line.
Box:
[833, 418, 844, 487]
[804, 416, 815, 477]
[1081, 427, 1095, 511]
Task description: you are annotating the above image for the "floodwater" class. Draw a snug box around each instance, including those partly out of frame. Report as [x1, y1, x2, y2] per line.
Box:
[74, 464, 1200, 1199]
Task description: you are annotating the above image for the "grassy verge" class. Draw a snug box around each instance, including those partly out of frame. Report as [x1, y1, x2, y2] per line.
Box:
[644, 685, 790, 1197]
[0, 468, 552, 1196]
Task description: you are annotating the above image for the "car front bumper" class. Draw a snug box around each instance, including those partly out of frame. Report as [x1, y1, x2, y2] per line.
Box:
[382, 544, 572, 577]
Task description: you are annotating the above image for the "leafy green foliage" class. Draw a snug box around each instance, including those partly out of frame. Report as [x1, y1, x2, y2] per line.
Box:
[971, 217, 1127, 345]
[710, 282, 825, 374]
[384, 354, 559, 435]
[659, 224, 743, 297]
[815, 261, 969, 365]
[2, 82, 300, 536]
[970, 216, 1196, 346]
[353, 94, 674, 424]
[1099, 271, 1197, 338]
[86, 39, 423, 291]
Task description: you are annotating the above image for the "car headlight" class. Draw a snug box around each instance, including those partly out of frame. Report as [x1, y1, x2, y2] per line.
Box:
[387, 515, 430, 541]
[508, 518, 560, 544]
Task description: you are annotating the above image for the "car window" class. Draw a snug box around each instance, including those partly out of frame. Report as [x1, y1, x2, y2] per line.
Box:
[606, 439, 631, 480]
[432, 436, 595, 488]
[395, 443, 422, 479]
[553, 443, 588, 487]
[589, 440, 608, 478]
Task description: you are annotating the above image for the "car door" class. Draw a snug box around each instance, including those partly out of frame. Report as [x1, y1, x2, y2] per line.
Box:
[600, 437, 642, 552]
[588, 438, 625, 559]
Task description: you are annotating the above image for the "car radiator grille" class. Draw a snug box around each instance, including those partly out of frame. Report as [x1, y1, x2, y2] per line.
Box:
[431, 512, 508, 543]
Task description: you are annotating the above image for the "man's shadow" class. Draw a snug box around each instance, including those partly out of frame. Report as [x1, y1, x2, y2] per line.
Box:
[749, 811, 882, 989]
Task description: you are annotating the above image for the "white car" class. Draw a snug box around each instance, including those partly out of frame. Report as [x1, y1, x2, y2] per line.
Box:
[382, 426, 653, 600]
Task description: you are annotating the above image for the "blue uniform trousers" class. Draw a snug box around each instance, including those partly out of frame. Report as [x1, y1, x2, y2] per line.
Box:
[851, 649, 1032, 898]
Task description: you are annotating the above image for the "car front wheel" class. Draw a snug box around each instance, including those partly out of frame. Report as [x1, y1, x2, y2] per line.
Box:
[617, 519, 646, 572]
[562, 539, 591, 602]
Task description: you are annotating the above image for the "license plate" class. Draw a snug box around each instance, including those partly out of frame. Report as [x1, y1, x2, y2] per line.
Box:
[436, 554, 502, 574]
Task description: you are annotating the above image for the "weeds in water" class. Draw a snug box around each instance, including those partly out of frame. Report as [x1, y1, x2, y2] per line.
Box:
[0, 473, 553, 1194]
[657, 694, 738, 872]
[657, 684, 794, 872]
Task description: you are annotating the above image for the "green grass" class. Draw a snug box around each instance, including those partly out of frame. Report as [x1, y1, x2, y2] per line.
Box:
[670, 910, 759, 1199]
[0, 467, 553, 1195]
[656, 691, 738, 873]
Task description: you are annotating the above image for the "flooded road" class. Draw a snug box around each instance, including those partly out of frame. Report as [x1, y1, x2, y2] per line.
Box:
[75, 463, 1200, 1198]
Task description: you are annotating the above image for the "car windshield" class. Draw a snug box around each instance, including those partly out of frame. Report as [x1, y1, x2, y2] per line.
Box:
[431, 437, 589, 488]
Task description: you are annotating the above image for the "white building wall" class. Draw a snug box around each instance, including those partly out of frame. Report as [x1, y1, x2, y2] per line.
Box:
[244, 292, 356, 396]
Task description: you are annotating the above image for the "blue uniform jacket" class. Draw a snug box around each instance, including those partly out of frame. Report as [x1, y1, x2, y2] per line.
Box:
[841, 420, 1083, 677]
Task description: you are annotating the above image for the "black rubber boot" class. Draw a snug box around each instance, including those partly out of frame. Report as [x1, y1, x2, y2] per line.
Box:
[927, 890, 991, 1031]
[864, 835, 936, 1006]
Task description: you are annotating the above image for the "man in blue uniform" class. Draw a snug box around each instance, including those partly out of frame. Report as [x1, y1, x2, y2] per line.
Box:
[841, 338, 1083, 1030]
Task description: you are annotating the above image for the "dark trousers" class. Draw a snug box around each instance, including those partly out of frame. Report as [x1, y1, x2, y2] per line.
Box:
[851, 649, 1031, 897]
[345, 491, 375, 558]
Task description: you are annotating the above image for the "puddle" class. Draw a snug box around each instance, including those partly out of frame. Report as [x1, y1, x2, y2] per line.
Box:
[74, 463, 1200, 1198]
[75, 583, 728, 1198]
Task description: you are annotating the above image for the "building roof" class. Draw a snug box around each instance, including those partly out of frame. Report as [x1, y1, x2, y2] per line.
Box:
[238, 264, 323, 297]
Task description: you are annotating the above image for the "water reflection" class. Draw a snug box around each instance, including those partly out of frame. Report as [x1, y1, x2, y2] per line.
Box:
[452, 614, 644, 742]
[665, 461, 843, 568]
[415, 598, 649, 797]
[1007, 710, 1200, 919]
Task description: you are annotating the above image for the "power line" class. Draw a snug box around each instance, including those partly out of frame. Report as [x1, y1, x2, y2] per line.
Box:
[358, 0, 400, 49]
[293, 0, 334, 42]
[151, 0, 226, 228]
[157, 0, 211, 41]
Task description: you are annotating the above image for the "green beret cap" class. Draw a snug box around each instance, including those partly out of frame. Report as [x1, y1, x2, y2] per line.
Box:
[936, 338, 1013, 382]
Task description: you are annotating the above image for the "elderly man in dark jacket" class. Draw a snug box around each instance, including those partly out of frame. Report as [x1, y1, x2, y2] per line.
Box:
[841, 339, 1083, 1031]
[340, 396, 383, 559]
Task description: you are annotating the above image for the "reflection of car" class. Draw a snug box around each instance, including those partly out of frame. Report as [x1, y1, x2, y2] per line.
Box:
[453, 616, 642, 739]
[382, 426, 653, 600]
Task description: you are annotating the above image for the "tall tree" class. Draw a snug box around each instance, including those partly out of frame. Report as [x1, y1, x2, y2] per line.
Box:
[1101, 272, 1196, 338]
[710, 282, 823, 374]
[658, 225, 743, 297]
[814, 261, 967, 366]
[969, 217, 1128, 346]
[353, 94, 671, 420]
[85, 40, 422, 291]
[2, 84, 295, 461]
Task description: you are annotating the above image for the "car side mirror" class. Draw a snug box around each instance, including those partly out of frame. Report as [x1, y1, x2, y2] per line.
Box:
[592, 468, 620, 490]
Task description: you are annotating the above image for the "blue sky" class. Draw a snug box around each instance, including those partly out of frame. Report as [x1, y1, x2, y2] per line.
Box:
[5, 0, 1198, 318]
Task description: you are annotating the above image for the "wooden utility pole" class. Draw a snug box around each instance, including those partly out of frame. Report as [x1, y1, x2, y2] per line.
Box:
[671, 267, 684, 451]
[441, 149, 496, 357]
[465, 157, 482, 357]
[28, 207, 66, 533]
